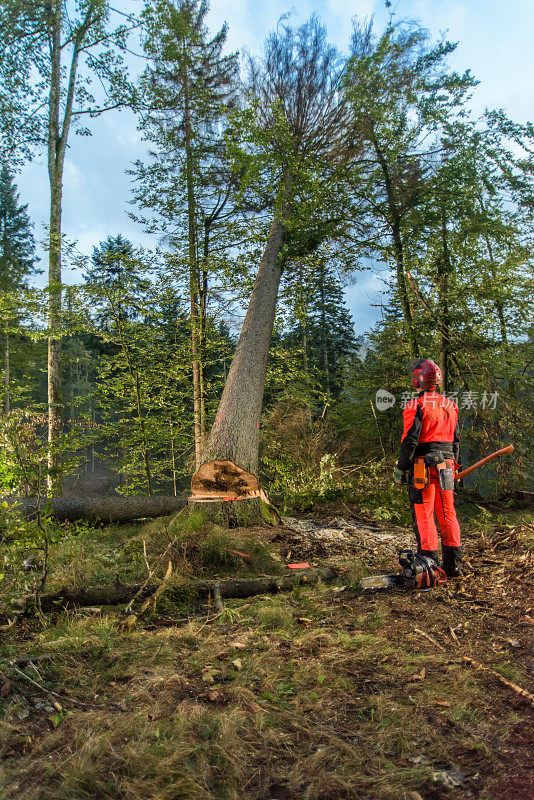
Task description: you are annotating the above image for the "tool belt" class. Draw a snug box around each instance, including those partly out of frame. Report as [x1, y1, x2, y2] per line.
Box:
[411, 451, 455, 491]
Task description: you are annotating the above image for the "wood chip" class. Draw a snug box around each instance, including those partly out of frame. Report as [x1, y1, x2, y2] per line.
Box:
[414, 627, 447, 652]
[409, 667, 426, 682]
[448, 625, 460, 645]
[434, 698, 451, 707]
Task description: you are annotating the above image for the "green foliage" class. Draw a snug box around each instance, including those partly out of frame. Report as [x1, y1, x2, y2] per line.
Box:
[0, 0, 136, 165]
[260, 399, 348, 507]
[0, 457, 16, 491]
[0, 501, 59, 611]
[0, 9, 530, 501]
[0, 409, 48, 494]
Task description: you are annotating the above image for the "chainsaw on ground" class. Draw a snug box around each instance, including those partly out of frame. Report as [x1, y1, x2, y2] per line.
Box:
[361, 549, 448, 591]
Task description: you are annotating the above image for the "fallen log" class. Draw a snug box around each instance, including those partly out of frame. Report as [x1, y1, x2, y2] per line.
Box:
[36, 567, 339, 612]
[5, 495, 187, 523]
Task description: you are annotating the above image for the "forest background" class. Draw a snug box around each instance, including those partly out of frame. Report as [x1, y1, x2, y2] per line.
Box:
[0, 0, 532, 505]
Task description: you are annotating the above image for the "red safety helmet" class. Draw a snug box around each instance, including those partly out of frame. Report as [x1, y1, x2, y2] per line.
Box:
[410, 358, 442, 389]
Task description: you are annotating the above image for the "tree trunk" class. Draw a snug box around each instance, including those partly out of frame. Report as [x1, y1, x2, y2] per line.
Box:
[35, 567, 339, 612]
[369, 125, 419, 357]
[170, 418, 178, 497]
[4, 327, 9, 415]
[189, 212, 286, 526]
[47, 3, 64, 495]
[182, 57, 202, 469]
[46, 0, 89, 494]
[7, 495, 186, 523]
[318, 261, 331, 395]
[438, 205, 451, 393]
[134, 374, 153, 495]
[199, 223, 210, 448]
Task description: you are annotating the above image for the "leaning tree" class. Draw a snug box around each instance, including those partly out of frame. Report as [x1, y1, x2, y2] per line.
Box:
[188, 17, 354, 525]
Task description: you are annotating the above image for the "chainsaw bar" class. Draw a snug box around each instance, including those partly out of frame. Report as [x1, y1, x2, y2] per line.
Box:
[360, 573, 401, 590]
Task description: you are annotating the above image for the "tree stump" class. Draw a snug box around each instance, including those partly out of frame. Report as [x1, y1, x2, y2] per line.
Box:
[189, 460, 268, 527]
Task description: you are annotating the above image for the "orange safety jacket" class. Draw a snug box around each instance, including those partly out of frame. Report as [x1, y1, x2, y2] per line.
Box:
[396, 390, 460, 472]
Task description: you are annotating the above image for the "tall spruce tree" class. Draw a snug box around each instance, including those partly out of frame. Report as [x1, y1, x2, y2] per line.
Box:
[191, 16, 354, 525]
[281, 253, 358, 400]
[0, 165, 38, 413]
[134, 0, 239, 466]
[84, 235, 149, 331]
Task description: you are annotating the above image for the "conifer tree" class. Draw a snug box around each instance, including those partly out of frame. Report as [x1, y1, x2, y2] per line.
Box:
[84, 235, 149, 331]
[0, 165, 38, 413]
[134, 0, 239, 466]
[281, 252, 358, 400]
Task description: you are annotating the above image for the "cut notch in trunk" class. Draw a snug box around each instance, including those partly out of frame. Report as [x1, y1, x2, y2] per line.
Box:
[190, 459, 262, 502]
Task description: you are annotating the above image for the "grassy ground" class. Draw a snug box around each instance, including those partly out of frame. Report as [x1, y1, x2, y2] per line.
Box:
[0, 494, 532, 800]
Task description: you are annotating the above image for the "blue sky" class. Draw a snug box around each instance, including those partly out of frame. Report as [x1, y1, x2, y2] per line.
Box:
[18, 0, 533, 334]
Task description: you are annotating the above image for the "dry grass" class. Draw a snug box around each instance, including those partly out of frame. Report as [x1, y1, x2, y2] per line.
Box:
[1, 507, 533, 800]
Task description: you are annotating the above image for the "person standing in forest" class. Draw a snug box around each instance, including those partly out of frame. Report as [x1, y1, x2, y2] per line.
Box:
[393, 358, 463, 577]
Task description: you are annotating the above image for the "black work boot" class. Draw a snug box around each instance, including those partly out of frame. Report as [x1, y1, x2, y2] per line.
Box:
[442, 545, 463, 577]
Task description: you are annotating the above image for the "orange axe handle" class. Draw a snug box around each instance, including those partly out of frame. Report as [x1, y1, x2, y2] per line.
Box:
[455, 445, 514, 481]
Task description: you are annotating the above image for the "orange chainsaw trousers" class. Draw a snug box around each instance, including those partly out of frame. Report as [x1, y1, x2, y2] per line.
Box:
[409, 466, 461, 553]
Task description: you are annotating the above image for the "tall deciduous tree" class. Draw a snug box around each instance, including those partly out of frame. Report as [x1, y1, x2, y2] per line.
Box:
[0, 0, 136, 493]
[343, 21, 476, 357]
